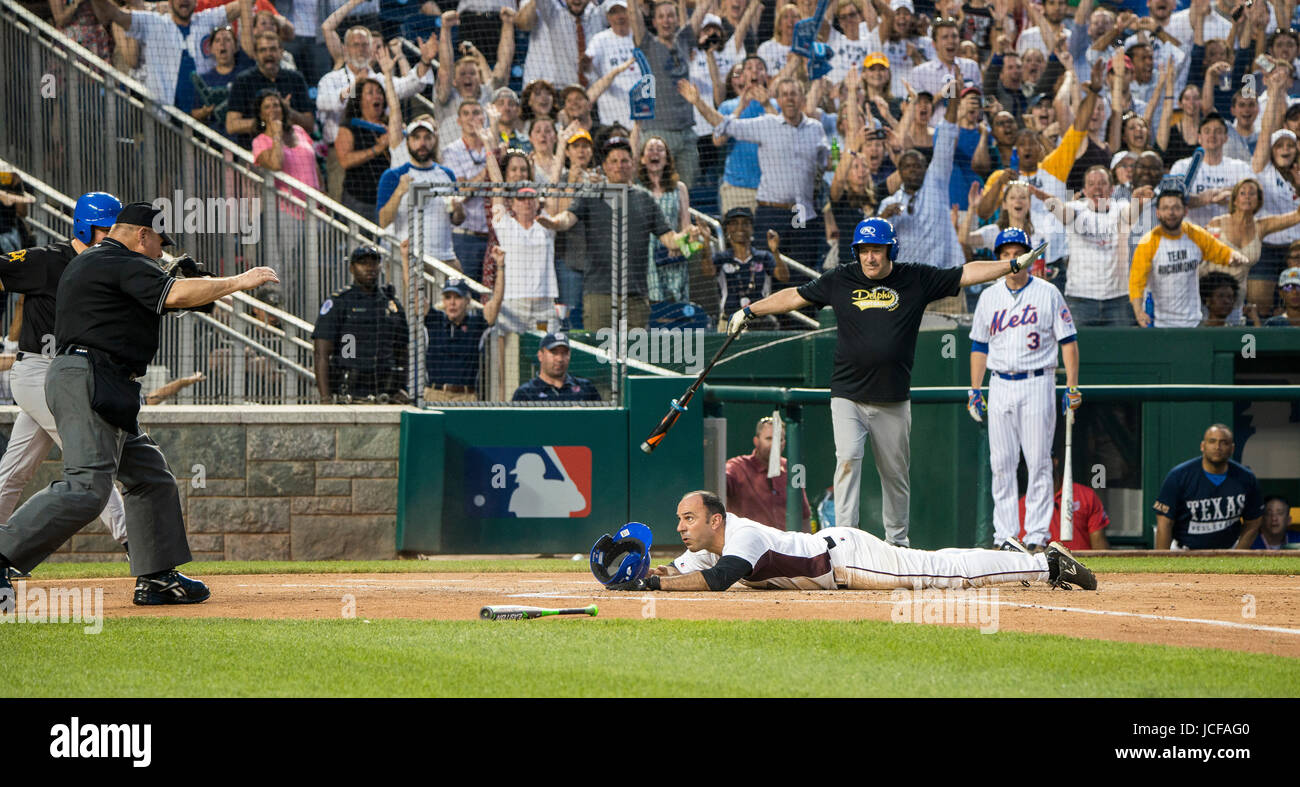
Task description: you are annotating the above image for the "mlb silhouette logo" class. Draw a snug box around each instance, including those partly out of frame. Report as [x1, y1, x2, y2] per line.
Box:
[464, 446, 592, 518]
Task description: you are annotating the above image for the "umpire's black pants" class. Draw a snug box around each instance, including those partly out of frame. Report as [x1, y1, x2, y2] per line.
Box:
[0, 355, 191, 576]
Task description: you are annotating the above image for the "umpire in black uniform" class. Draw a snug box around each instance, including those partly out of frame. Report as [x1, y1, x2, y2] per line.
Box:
[312, 246, 409, 403]
[0, 202, 278, 604]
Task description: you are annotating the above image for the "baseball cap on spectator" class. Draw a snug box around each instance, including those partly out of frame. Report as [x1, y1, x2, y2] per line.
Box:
[1280, 267, 1300, 287]
[1271, 129, 1298, 147]
[702, 13, 724, 29]
[864, 128, 889, 140]
[1200, 112, 1228, 130]
[115, 202, 175, 246]
[1106, 55, 1135, 75]
[540, 332, 571, 350]
[567, 128, 594, 145]
[724, 206, 754, 224]
[201, 24, 234, 57]
[406, 116, 437, 136]
[1110, 150, 1137, 169]
[442, 278, 473, 298]
[890, 0, 914, 11]
[515, 186, 539, 200]
[603, 0, 628, 12]
[493, 87, 520, 105]
[959, 85, 981, 99]
[863, 52, 889, 69]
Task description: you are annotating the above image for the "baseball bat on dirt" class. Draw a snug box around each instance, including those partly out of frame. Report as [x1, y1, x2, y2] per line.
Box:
[1060, 409, 1075, 542]
[479, 604, 598, 621]
[640, 330, 742, 454]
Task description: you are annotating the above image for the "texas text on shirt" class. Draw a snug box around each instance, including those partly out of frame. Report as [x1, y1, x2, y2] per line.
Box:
[1155, 457, 1264, 549]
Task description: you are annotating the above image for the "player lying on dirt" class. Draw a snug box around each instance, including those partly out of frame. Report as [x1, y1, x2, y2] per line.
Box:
[591, 491, 1096, 592]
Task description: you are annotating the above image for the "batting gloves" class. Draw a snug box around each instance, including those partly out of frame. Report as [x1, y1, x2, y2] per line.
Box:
[966, 388, 986, 423]
[727, 306, 754, 337]
[1061, 386, 1082, 415]
[607, 576, 661, 592]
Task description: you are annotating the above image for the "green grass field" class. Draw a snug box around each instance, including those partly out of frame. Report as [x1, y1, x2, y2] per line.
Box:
[4, 558, 1298, 697]
[3, 618, 1298, 697]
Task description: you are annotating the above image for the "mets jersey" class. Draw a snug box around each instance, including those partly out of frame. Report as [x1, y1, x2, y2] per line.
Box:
[969, 276, 1077, 372]
[1154, 458, 1264, 549]
[672, 513, 835, 590]
[1130, 221, 1235, 327]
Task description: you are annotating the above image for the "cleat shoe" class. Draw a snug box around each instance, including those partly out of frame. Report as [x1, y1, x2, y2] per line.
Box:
[1026, 543, 1046, 554]
[0, 567, 11, 613]
[133, 570, 211, 605]
[1046, 541, 1097, 590]
[1000, 537, 1031, 555]
[7, 565, 31, 579]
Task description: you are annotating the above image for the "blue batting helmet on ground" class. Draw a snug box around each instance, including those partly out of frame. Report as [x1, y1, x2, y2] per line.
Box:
[73, 192, 122, 244]
[993, 227, 1031, 256]
[589, 522, 653, 586]
[851, 217, 898, 261]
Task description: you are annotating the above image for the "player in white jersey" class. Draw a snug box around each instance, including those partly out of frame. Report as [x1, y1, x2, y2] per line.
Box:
[595, 491, 1097, 592]
[967, 229, 1081, 550]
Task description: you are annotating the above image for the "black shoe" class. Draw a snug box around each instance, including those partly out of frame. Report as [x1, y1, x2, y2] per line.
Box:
[6, 566, 30, 579]
[1046, 541, 1097, 590]
[133, 570, 211, 605]
[1000, 537, 1031, 555]
[122, 541, 130, 557]
[0, 567, 11, 613]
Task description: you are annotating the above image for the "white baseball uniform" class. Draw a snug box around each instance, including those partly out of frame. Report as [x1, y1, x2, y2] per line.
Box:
[970, 277, 1077, 547]
[672, 513, 1048, 590]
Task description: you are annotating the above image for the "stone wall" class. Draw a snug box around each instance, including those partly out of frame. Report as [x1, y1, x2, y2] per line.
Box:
[0, 406, 405, 562]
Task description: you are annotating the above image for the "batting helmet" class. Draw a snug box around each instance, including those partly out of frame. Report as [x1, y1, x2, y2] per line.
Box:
[993, 228, 1031, 256]
[589, 522, 653, 587]
[73, 192, 122, 245]
[1155, 177, 1187, 204]
[851, 217, 898, 261]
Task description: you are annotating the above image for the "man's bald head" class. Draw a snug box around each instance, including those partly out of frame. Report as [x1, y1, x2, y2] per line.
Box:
[1204, 423, 1233, 442]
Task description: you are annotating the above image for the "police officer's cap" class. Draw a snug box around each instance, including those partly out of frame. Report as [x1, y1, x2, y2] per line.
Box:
[115, 202, 175, 246]
[349, 246, 382, 265]
[442, 278, 472, 298]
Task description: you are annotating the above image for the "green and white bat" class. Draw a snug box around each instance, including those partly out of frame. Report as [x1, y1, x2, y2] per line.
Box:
[479, 604, 598, 621]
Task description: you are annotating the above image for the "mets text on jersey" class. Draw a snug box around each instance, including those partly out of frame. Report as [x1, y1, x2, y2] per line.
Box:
[464, 446, 592, 519]
[852, 287, 900, 311]
[988, 304, 1040, 336]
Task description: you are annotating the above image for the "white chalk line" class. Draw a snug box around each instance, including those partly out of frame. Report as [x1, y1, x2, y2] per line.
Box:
[508, 592, 1300, 636]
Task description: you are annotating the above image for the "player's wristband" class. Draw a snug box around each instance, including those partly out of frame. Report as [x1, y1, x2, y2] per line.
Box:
[742, 306, 754, 319]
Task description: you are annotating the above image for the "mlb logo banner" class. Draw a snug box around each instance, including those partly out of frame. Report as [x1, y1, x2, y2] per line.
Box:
[464, 446, 592, 518]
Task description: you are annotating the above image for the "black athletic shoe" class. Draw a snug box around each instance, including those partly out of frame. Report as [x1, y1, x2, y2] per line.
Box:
[133, 570, 211, 605]
[1046, 541, 1097, 590]
[1000, 537, 1031, 555]
[0, 567, 12, 613]
[6, 566, 31, 579]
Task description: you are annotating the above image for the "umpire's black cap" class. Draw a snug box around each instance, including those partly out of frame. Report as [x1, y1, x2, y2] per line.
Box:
[115, 202, 175, 246]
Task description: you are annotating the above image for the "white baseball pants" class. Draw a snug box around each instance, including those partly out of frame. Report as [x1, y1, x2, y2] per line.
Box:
[822, 526, 1048, 589]
[987, 373, 1056, 547]
[0, 354, 127, 543]
[830, 397, 911, 547]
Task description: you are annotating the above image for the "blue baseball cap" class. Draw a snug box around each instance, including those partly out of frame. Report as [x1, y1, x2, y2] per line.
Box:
[540, 332, 570, 350]
[441, 278, 472, 297]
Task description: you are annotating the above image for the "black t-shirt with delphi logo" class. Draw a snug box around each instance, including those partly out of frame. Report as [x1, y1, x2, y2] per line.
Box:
[797, 262, 962, 402]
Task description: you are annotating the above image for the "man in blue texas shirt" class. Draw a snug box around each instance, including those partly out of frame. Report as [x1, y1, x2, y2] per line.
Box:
[1154, 424, 1264, 549]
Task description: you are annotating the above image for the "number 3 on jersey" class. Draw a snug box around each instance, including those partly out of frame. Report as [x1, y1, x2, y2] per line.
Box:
[1027, 332, 1040, 350]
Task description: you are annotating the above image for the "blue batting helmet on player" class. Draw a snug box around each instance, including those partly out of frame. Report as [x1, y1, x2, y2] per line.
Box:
[851, 217, 898, 261]
[73, 192, 122, 245]
[993, 228, 1031, 256]
[589, 522, 653, 586]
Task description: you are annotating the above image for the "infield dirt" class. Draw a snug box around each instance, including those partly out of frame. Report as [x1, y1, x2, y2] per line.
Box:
[16, 571, 1300, 657]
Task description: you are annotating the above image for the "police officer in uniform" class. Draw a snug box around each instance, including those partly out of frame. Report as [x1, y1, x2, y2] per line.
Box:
[511, 333, 601, 402]
[313, 246, 409, 403]
[0, 202, 279, 604]
[424, 268, 503, 403]
[0, 193, 129, 560]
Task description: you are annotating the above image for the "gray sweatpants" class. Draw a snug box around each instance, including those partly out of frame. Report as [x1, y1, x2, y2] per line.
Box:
[0, 355, 191, 576]
[830, 397, 911, 547]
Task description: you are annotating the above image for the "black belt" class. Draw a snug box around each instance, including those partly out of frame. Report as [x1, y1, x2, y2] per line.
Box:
[58, 345, 141, 380]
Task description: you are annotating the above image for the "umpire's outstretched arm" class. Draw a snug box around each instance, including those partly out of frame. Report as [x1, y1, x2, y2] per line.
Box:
[165, 267, 280, 309]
